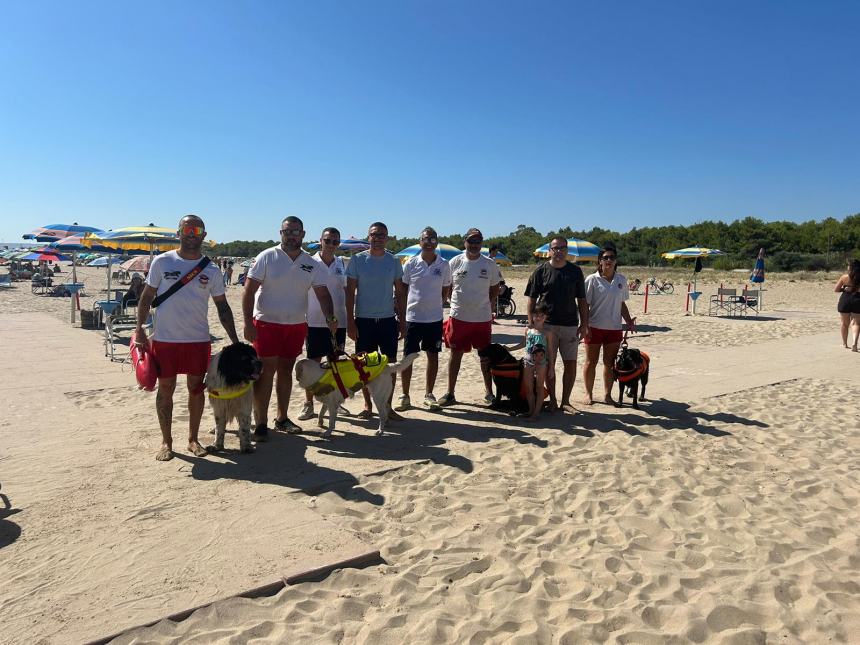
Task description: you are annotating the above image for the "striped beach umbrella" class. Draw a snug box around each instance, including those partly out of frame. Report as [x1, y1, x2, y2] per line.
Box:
[20, 250, 70, 262]
[87, 256, 124, 267]
[23, 223, 103, 242]
[660, 247, 727, 260]
[395, 243, 463, 263]
[306, 237, 370, 252]
[481, 247, 513, 267]
[750, 248, 765, 283]
[534, 238, 600, 262]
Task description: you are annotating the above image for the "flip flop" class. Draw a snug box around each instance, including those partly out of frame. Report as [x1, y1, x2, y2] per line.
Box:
[188, 443, 209, 457]
[357, 409, 373, 420]
[155, 446, 174, 461]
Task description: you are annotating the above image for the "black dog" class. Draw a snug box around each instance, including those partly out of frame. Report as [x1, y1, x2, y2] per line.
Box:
[613, 343, 649, 409]
[478, 343, 529, 415]
[205, 343, 262, 453]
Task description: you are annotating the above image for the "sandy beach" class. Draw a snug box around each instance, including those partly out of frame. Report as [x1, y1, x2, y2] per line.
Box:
[1, 264, 859, 644]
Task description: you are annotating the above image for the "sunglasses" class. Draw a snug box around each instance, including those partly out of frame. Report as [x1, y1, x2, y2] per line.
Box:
[550, 246, 568, 252]
[466, 237, 483, 244]
[368, 232, 388, 239]
[280, 228, 303, 236]
[600, 255, 617, 261]
[321, 238, 341, 246]
[180, 225, 205, 236]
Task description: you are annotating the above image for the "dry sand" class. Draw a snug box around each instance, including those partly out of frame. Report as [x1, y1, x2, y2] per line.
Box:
[1, 263, 859, 644]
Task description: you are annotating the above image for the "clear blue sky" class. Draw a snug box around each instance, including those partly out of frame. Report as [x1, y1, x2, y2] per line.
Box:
[2, 0, 858, 244]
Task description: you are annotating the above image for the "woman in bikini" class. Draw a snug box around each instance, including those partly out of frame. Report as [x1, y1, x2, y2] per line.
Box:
[834, 259, 860, 351]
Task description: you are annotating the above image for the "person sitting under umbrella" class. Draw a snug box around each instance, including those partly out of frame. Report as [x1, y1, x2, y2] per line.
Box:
[122, 273, 145, 310]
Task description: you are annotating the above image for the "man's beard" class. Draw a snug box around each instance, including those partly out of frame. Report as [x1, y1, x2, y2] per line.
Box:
[283, 239, 301, 251]
[181, 238, 203, 253]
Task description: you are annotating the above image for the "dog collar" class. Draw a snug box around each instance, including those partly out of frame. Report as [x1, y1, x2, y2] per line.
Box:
[208, 381, 254, 400]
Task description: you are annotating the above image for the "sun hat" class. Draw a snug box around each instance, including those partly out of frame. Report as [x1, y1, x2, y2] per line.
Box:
[131, 339, 158, 391]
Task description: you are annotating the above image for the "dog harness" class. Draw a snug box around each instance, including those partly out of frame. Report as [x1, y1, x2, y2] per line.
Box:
[207, 381, 254, 400]
[309, 352, 389, 398]
[614, 351, 650, 383]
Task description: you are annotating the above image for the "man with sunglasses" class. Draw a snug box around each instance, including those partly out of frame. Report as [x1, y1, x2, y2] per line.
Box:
[346, 221, 407, 420]
[396, 226, 452, 411]
[524, 235, 589, 413]
[439, 227, 500, 407]
[242, 216, 337, 439]
[135, 215, 240, 462]
[297, 227, 350, 421]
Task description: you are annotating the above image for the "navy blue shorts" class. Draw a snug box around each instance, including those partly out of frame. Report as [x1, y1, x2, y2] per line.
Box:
[305, 326, 347, 359]
[404, 320, 443, 355]
[355, 316, 398, 362]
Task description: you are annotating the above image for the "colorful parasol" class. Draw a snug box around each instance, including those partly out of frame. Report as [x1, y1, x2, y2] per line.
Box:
[534, 238, 600, 262]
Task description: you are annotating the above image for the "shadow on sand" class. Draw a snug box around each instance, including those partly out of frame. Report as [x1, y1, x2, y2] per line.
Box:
[0, 487, 22, 550]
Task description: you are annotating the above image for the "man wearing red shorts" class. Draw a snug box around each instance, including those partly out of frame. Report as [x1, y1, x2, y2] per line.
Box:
[242, 216, 337, 440]
[438, 227, 500, 407]
[135, 215, 240, 462]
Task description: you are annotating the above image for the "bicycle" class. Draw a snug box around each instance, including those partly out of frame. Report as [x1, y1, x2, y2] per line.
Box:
[646, 277, 674, 294]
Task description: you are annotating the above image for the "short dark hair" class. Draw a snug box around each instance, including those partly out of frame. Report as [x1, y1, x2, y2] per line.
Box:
[282, 215, 304, 230]
[489, 245, 500, 253]
[369, 221, 388, 233]
[599, 242, 618, 260]
[179, 214, 204, 229]
[421, 226, 437, 238]
[534, 302, 550, 316]
[321, 226, 341, 238]
[551, 235, 567, 245]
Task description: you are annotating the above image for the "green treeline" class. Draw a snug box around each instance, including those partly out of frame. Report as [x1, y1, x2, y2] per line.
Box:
[212, 213, 860, 272]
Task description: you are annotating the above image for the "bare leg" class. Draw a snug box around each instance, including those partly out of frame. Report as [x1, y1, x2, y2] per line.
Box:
[602, 341, 622, 404]
[852, 314, 860, 351]
[532, 363, 547, 419]
[840, 313, 851, 347]
[361, 387, 373, 415]
[155, 376, 176, 460]
[582, 343, 601, 405]
[253, 356, 278, 427]
[560, 359, 577, 411]
[274, 357, 296, 421]
[480, 354, 493, 397]
[425, 351, 438, 394]
[522, 363, 536, 416]
[546, 334, 559, 410]
[186, 374, 207, 455]
[447, 350, 464, 395]
[401, 364, 413, 397]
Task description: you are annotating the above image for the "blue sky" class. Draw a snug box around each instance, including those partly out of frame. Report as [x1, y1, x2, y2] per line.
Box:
[2, 0, 858, 245]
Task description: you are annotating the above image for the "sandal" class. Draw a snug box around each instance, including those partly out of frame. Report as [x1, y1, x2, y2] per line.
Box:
[356, 409, 374, 420]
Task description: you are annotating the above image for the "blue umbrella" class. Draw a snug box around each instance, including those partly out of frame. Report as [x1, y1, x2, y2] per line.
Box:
[750, 248, 765, 283]
[395, 243, 463, 263]
[23, 223, 103, 242]
[87, 256, 124, 267]
[306, 237, 370, 252]
[534, 238, 600, 262]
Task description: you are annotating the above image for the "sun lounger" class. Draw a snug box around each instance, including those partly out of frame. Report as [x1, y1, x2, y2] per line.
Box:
[0, 274, 11, 288]
[104, 309, 152, 362]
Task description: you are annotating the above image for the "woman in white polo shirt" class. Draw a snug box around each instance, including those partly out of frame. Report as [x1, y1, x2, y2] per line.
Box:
[583, 244, 636, 405]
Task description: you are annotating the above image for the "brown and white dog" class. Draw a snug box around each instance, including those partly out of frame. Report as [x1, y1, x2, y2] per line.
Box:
[205, 343, 262, 453]
[295, 352, 418, 438]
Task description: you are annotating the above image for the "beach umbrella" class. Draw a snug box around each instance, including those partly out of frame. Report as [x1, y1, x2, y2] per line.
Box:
[750, 248, 765, 283]
[395, 243, 463, 263]
[82, 224, 181, 253]
[87, 256, 123, 267]
[660, 247, 727, 260]
[120, 256, 154, 273]
[534, 238, 600, 262]
[23, 223, 103, 242]
[306, 237, 370, 252]
[240, 258, 255, 268]
[50, 234, 124, 285]
[481, 247, 513, 267]
[20, 251, 70, 262]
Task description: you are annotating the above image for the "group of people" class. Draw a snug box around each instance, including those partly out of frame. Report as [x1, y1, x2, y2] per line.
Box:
[132, 215, 636, 461]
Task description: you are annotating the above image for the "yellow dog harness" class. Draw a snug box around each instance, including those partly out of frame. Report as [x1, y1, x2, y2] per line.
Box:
[207, 381, 254, 400]
[309, 352, 389, 397]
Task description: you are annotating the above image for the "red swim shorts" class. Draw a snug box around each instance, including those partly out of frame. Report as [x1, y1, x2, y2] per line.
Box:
[150, 340, 211, 379]
[443, 317, 491, 353]
[585, 327, 623, 346]
[253, 320, 307, 359]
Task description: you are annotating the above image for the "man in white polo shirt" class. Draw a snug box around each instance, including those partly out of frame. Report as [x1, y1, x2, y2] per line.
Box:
[439, 227, 501, 407]
[242, 216, 337, 440]
[396, 226, 452, 411]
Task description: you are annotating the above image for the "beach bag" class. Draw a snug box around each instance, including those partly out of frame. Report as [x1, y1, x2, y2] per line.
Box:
[131, 339, 159, 391]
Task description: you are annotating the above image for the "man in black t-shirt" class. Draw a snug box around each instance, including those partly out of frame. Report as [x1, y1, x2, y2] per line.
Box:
[524, 236, 590, 412]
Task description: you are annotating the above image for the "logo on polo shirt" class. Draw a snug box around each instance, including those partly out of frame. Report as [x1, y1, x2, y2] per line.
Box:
[164, 270, 181, 281]
[299, 263, 314, 273]
[198, 274, 210, 287]
[433, 268, 442, 276]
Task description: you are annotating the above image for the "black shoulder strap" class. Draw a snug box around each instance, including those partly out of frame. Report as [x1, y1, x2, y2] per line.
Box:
[152, 256, 211, 308]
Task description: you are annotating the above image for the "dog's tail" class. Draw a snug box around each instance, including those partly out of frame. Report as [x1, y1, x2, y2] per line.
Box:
[388, 352, 419, 373]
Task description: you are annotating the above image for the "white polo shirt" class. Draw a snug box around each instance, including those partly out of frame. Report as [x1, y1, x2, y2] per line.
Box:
[449, 253, 501, 323]
[307, 253, 347, 328]
[146, 252, 225, 343]
[584, 271, 629, 330]
[401, 254, 453, 323]
[247, 246, 326, 324]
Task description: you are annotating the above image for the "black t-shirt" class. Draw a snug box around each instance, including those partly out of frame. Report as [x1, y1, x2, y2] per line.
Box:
[524, 261, 586, 326]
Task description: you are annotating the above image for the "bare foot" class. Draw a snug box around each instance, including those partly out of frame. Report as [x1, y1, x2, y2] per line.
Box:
[561, 402, 578, 414]
[188, 441, 208, 457]
[155, 445, 173, 461]
[603, 394, 615, 406]
[582, 396, 594, 406]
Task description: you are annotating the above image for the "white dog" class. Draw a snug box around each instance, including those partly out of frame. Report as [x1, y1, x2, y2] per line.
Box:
[295, 352, 418, 438]
[205, 343, 262, 453]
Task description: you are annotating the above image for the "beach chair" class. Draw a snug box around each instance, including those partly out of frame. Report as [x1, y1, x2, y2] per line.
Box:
[739, 289, 761, 316]
[0, 274, 11, 288]
[708, 288, 742, 317]
[104, 308, 152, 362]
